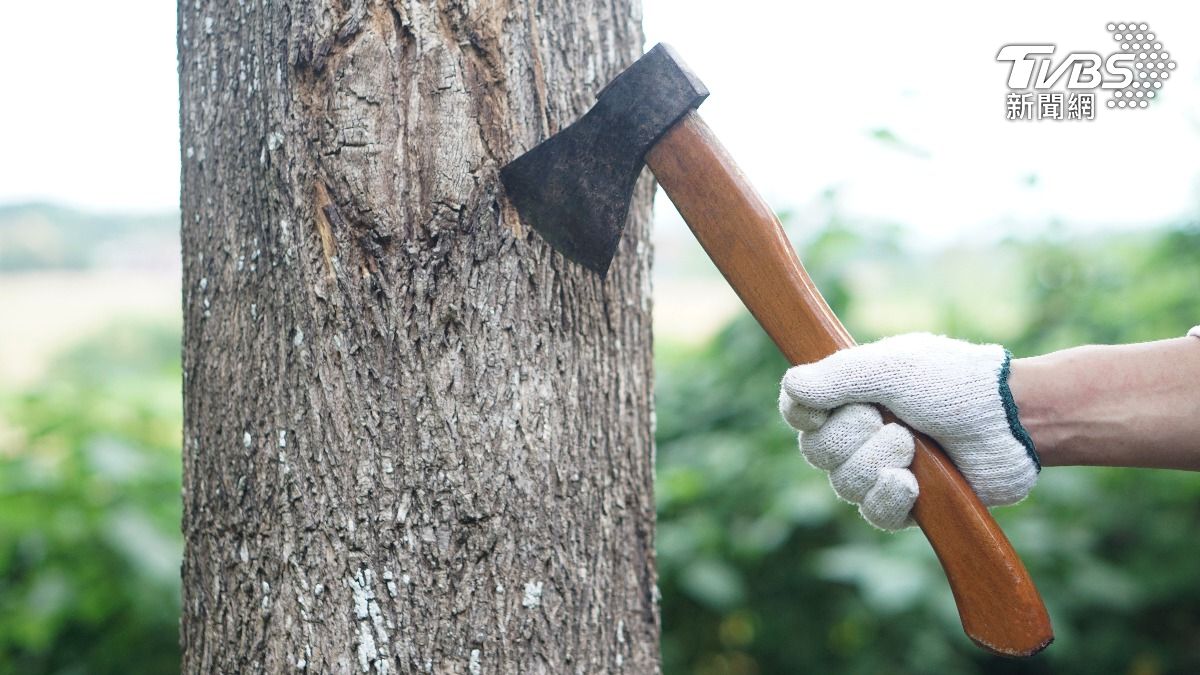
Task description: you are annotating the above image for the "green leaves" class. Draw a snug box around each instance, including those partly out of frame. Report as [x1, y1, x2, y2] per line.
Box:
[657, 220, 1200, 673]
[0, 321, 182, 675]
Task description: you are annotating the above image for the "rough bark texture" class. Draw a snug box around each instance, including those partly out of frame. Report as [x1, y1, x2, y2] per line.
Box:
[177, 1, 656, 673]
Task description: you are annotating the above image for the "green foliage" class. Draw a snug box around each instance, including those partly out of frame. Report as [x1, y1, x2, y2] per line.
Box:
[1009, 225, 1200, 353]
[0, 321, 182, 674]
[657, 221, 1200, 674]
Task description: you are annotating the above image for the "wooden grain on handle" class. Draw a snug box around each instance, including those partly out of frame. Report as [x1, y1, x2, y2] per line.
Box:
[646, 110, 1053, 657]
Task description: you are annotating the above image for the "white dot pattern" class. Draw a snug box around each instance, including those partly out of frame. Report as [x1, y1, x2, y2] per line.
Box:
[1109, 21, 1173, 109]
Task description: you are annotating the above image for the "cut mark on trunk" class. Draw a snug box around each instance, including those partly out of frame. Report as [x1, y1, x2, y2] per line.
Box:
[313, 182, 339, 277]
[499, 194, 525, 239]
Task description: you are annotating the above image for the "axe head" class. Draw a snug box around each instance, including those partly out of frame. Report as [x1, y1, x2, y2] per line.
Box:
[500, 43, 708, 276]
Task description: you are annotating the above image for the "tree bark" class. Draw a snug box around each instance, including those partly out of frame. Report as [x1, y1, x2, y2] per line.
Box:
[178, 2, 657, 673]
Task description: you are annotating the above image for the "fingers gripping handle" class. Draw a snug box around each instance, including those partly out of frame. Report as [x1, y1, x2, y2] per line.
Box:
[646, 111, 1053, 657]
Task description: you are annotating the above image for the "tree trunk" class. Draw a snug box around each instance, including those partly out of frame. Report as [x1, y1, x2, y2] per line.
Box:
[177, 2, 657, 673]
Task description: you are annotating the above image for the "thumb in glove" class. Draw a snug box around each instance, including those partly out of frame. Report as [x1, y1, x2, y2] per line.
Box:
[779, 333, 1041, 529]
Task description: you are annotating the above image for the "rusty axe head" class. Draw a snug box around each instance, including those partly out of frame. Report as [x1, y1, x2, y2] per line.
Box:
[500, 43, 709, 276]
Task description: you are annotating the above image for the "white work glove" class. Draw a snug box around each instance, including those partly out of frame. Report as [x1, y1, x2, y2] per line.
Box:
[778, 333, 1040, 531]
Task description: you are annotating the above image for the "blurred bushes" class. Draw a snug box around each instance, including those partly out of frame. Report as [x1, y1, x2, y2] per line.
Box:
[0, 322, 181, 674]
[656, 221, 1200, 674]
[0, 204, 178, 272]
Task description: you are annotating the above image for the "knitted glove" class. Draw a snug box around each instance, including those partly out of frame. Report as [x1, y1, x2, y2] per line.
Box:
[778, 333, 1041, 530]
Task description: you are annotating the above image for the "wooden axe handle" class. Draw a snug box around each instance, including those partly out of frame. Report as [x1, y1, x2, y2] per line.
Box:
[646, 110, 1053, 657]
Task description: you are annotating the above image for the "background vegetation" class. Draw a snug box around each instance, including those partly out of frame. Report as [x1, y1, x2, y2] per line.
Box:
[657, 219, 1200, 674]
[2, 206, 1199, 673]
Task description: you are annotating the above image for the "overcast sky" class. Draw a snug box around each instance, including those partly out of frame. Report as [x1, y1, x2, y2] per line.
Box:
[2, 1, 1199, 245]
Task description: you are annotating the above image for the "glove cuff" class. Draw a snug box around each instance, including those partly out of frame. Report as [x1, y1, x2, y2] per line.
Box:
[998, 349, 1041, 472]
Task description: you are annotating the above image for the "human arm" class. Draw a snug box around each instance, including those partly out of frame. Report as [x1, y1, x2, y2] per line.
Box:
[1010, 335, 1200, 470]
[778, 329, 1200, 530]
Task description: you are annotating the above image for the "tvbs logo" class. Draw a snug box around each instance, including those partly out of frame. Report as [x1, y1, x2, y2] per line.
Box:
[997, 23, 1174, 120]
[996, 45, 1134, 90]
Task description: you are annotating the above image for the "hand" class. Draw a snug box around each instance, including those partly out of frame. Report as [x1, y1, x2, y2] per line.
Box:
[778, 333, 1040, 530]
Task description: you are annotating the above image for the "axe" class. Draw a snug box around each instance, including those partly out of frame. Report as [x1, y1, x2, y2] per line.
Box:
[501, 43, 1053, 657]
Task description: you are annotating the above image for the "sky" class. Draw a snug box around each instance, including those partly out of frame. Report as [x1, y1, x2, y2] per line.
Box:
[643, 1, 1200, 245]
[0, 2, 180, 214]
[2, 1, 1199, 246]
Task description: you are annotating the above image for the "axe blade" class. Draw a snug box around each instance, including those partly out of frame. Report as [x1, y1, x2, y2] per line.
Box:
[500, 43, 709, 276]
